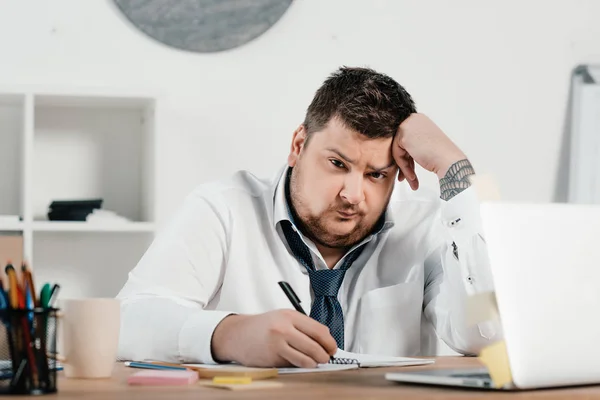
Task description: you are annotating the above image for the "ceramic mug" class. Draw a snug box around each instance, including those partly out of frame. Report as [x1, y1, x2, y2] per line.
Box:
[56, 298, 120, 379]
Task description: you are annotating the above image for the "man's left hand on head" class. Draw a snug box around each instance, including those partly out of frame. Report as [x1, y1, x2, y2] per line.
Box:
[392, 113, 467, 189]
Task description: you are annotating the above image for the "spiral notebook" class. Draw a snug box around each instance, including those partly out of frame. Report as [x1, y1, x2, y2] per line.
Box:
[276, 349, 434, 374]
[181, 349, 433, 375]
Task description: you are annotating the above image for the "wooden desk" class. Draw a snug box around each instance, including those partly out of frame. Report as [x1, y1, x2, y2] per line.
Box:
[37, 357, 600, 399]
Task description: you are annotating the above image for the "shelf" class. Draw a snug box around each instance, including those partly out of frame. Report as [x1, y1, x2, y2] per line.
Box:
[0, 223, 25, 232]
[32, 102, 155, 223]
[0, 88, 158, 297]
[31, 221, 155, 233]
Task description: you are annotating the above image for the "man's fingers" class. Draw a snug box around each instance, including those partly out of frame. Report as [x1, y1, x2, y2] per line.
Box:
[293, 316, 338, 356]
[394, 140, 415, 182]
[407, 158, 419, 190]
[397, 153, 418, 186]
[397, 159, 419, 190]
[397, 169, 406, 182]
[396, 156, 414, 181]
[280, 344, 319, 368]
[286, 329, 331, 365]
[407, 175, 419, 191]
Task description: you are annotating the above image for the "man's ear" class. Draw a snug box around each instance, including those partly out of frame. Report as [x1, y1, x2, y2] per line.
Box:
[288, 125, 308, 167]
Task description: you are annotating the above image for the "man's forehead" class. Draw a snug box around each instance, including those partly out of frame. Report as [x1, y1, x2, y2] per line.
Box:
[313, 133, 395, 169]
[314, 120, 390, 145]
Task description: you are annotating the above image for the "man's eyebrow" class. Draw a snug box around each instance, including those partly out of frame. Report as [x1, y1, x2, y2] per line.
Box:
[326, 148, 356, 164]
[367, 161, 396, 172]
[326, 148, 396, 171]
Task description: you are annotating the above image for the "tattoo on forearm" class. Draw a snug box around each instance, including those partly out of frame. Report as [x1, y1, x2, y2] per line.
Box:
[439, 159, 475, 201]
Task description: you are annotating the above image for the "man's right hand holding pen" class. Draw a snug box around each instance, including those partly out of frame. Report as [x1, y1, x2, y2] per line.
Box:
[211, 309, 337, 368]
[211, 281, 336, 368]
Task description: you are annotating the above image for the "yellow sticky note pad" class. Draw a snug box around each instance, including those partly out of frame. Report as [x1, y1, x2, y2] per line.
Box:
[200, 380, 283, 391]
[212, 376, 252, 385]
[478, 340, 512, 389]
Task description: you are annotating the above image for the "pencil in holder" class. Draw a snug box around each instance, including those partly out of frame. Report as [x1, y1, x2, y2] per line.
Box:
[0, 307, 59, 395]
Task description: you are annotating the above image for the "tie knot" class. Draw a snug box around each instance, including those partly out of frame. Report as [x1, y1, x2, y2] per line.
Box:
[308, 269, 346, 297]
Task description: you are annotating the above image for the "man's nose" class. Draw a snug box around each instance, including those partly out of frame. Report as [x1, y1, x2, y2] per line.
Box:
[340, 175, 365, 205]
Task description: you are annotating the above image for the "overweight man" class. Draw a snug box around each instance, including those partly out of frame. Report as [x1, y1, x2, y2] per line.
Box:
[116, 66, 497, 368]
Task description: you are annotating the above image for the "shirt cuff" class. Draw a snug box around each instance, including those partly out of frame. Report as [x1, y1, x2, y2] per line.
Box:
[441, 186, 483, 235]
[178, 310, 233, 364]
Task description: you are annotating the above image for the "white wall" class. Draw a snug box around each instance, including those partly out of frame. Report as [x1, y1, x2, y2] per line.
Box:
[1, 0, 600, 222]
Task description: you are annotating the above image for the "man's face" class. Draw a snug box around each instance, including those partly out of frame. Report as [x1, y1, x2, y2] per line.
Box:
[288, 118, 398, 249]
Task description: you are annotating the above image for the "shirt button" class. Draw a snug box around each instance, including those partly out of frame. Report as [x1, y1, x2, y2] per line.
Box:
[467, 276, 474, 284]
[448, 218, 462, 227]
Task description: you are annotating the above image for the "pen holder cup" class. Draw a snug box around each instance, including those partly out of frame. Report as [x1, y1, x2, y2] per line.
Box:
[0, 308, 59, 395]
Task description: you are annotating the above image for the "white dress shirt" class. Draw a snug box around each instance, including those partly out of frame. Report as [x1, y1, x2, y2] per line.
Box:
[116, 165, 498, 364]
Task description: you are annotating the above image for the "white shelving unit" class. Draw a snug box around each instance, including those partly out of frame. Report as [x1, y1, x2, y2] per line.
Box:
[0, 87, 158, 298]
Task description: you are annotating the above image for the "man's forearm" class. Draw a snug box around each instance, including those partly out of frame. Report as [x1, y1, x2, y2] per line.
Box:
[117, 297, 232, 364]
[439, 159, 475, 201]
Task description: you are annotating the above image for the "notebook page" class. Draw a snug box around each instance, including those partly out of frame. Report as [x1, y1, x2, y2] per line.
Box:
[277, 363, 358, 374]
[333, 349, 434, 367]
[184, 362, 358, 374]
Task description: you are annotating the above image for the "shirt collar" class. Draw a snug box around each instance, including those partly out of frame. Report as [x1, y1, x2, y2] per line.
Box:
[272, 165, 395, 233]
[273, 165, 293, 227]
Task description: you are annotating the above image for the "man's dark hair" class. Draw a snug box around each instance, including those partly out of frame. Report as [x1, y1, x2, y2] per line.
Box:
[303, 66, 416, 140]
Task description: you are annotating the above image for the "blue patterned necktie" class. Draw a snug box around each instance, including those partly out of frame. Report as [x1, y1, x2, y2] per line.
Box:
[281, 221, 365, 349]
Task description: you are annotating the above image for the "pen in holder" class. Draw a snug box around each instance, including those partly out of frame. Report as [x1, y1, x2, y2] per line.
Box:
[0, 307, 59, 395]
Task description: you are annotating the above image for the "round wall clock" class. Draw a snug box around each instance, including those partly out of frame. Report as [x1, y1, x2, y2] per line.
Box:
[114, 0, 293, 53]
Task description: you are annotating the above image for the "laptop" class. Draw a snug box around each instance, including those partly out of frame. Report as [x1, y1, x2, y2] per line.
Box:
[386, 202, 600, 390]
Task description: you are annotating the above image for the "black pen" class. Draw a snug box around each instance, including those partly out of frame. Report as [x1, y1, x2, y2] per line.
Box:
[278, 281, 335, 363]
[278, 281, 305, 314]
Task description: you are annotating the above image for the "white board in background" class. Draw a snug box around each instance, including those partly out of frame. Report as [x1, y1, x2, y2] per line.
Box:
[568, 65, 600, 204]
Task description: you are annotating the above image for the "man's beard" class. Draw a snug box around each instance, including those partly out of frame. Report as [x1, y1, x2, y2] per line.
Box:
[287, 168, 387, 250]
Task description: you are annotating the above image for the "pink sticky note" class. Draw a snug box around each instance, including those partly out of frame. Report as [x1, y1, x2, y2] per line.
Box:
[127, 370, 198, 386]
